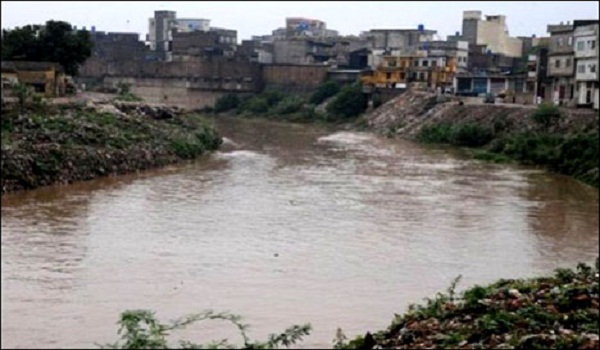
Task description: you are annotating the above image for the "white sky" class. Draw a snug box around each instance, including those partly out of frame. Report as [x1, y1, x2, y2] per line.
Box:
[2, 1, 599, 42]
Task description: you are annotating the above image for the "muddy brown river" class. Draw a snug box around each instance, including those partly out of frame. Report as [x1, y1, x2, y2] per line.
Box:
[1, 117, 598, 349]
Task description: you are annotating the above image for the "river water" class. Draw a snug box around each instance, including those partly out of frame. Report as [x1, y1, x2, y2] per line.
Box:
[1, 117, 598, 349]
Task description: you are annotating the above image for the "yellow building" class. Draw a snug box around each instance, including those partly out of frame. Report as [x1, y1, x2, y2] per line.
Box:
[360, 56, 412, 87]
[1, 61, 66, 97]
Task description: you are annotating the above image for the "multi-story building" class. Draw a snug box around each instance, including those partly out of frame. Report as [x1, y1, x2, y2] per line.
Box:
[175, 18, 210, 33]
[455, 11, 523, 58]
[360, 27, 437, 51]
[147, 10, 176, 61]
[547, 22, 576, 105]
[573, 21, 599, 109]
[285, 17, 334, 38]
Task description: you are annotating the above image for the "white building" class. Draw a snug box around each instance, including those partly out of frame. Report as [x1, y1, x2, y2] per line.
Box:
[175, 18, 211, 33]
[574, 22, 598, 109]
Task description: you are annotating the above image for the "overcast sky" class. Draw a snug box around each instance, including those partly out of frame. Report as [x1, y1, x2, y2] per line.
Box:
[2, 1, 598, 41]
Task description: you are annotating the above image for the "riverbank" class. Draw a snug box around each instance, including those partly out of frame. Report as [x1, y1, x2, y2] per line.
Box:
[1, 100, 222, 194]
[338, 260, 599, 349]
[99, 260, 599, 349]
[365, 91, 599, 187]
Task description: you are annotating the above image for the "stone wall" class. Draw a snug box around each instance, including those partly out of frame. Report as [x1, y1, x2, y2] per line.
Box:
[262, 64, 329, 93]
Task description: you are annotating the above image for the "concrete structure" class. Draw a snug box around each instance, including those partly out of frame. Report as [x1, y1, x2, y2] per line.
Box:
[285, 17, 334, 38]
[90, 31, 149, 62]
[1, 61, 66, 97]
[175, 18, 210, 33]
[147, 10, 177, 61]
[273, 39, 334, 65]
[171, 28, 237, 61]
[360, 28, 436, 51]
[573, 22, 598, 109]
[262, 64, 329, 93]
[459, 11, 523, 57]
[547, 22, 576, 106]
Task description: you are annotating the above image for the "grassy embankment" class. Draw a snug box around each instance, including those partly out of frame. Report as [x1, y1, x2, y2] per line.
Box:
[100, 260, 599, 349]
[207, 80, 369, 126]
[416, 104, 599, 187]
[1, 96, 221, 193]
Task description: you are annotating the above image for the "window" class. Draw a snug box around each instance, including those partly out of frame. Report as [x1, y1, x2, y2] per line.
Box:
[590, 64, 597, 73]
[577, 41, 585, 51]
[592, 40, 596, 49]
[568, 36, 573, 46]
[414, 60, 419, 67]
[566, 58, 571, 67]
[557, 37, 563, 46]
[422, 60, 429, 67]
[555, 59, 561, 68]
[432, 60, 438, 67]
[578, 64, 586, 73]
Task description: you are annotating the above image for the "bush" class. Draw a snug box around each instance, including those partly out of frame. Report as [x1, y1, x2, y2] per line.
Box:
[262, 89, 287, 107]
[243, 96, 269, 114]
[214, 93, 240, 113]
[273, 96, 305, 115]
[310, 80, 341, 105]
[417, 123, 493, 147]
[531, 103, 563, 129]
[450, 123, 494, 147]
[326, 83, 367, 119]
[99, 309, 311, 349]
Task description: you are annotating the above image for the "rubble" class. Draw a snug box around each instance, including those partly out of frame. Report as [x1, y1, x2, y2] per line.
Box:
[1, 101, 222, 194]
[342, 261, 599, 349]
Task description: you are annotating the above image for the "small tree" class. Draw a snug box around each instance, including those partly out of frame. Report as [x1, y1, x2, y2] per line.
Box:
[13, 83, 32, 113]
[310, 80, 341, 105]
[326, 83, 367, 119]
[531, 103, 563, 129]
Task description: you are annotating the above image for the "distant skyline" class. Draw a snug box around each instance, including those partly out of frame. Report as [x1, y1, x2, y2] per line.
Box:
[2, 1, 599, 41]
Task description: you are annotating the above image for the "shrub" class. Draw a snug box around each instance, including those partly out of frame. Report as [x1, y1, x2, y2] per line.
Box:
[243, 96, 270, 114]
[416, 123, 453, 144]
[449, 123, 493, 147]
[214, 93, 240, 113]
[326, 83, 367, 119]
[310, 80, 341, 105]
[99, 309, 311, 349]
[273, 96, 304, 115]
[531, 103, 563, 129]
[262, 89, 287, 107]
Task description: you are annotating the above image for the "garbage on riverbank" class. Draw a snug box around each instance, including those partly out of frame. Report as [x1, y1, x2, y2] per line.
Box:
[337, 259, 599, 349]
[1, 100, 222, 193]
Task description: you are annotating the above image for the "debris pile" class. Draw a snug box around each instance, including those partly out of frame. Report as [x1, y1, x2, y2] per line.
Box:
[1, 101, 221, 193]
[343, 261, 599, 349]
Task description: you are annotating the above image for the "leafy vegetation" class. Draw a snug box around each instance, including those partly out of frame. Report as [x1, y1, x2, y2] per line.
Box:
[417, 123, 494, 147]
[416, 104, 598, 187]
[113, 82, 143, 102]
[531, 103, 563, 130]
[214, 93, 240, 113]
[1, 103, 222, 193]
[98, 260, 599, 349]
[335, 260, 599, 349]
[99, 310, 311, 349]
[309, 80, 341, 105]
[325, 83, 368, 119]
[211, 81, 368, 123]
[1, 20, 93, 76]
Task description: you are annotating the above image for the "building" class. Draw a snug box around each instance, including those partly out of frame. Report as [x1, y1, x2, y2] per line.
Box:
[456, 11, 523, 58]
[90, 31, 149, 62]
[573, 21, 599, 109]
[175, 18, 210, 33]
[147, 10, 177, 61]
[285, 17, 334, 38]
[547, 22, 576, 106]
[360, 27, 437, 51]
[273, 39, 334, 65]
[1, 61, 66, 98]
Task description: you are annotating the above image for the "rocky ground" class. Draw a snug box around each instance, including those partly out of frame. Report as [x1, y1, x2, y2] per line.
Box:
[1, 99, 222, 194]
[366, 92, 598, 138]
[340, 261, 599, 349]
